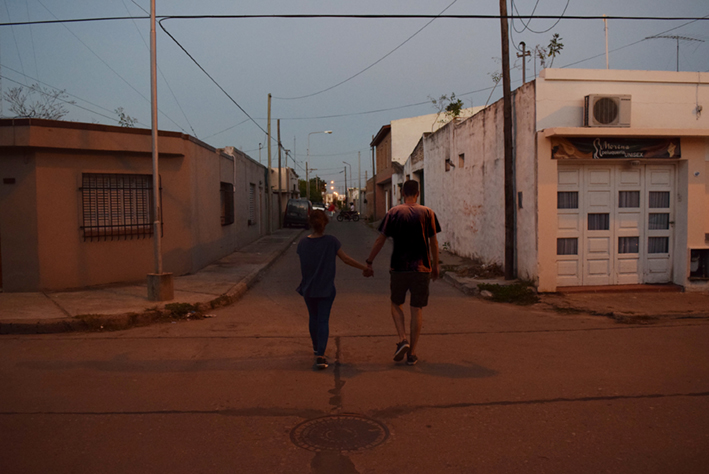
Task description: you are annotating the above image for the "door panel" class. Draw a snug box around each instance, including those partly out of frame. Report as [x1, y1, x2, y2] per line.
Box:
[644, 166, 674, 283]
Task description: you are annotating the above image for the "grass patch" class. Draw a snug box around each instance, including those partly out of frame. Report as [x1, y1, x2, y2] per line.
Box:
[477, 283, 539, 306]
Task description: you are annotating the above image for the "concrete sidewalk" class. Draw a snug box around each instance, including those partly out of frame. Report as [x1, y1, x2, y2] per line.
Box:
[2, 224, 708, 334]
[0, 228, 305, 334]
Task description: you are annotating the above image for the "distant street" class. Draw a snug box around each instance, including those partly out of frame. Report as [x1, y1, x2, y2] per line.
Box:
[2, 220, 709, 474]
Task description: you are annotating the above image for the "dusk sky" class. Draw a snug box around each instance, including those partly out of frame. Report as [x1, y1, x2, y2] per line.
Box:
[1, 1, 707, 191]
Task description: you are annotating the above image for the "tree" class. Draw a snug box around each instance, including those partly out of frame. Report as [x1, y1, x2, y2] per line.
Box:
[3, 83, 74, 120]
[429, 93, 465, 129]
[115, 107, 138, 127]
[299, 178, 326, 202]
[534, 33, 564, 71]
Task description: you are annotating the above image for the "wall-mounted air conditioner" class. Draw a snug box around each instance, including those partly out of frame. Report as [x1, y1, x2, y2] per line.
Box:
[584, 94, 631, 127]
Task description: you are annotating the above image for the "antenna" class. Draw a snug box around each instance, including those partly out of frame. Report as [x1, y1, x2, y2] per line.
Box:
[645, 35, 705, 72]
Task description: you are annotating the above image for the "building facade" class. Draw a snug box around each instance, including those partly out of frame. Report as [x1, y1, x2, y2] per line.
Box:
[0, 119, 269, 292]
[423, 69, 709, 292]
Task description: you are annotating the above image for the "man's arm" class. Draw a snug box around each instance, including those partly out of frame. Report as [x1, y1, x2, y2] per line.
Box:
[366, 233, 387, 270]
[429, 232, 439, 281]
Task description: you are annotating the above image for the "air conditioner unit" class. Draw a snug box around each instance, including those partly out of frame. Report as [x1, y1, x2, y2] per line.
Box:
[584, 94, 631, 127]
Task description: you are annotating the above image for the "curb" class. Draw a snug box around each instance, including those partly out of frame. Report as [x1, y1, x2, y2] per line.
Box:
[0, 230, 304, 335]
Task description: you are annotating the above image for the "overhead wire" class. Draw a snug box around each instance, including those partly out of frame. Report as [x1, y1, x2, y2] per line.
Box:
[273, 0, 459, 100]
[120, 0, 197, 137]
[35, 0, 188, 133]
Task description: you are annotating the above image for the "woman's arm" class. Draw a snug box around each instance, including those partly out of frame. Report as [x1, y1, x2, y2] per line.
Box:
[337, 248, 368, 271]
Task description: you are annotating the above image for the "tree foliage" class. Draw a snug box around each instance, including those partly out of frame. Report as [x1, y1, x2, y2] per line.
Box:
[535, 33, 564, 69]
[115, 107, 138, 128]
[3, 83, 74, 120]
[298, 177, 326, 202]
[430, 93, 465, 128]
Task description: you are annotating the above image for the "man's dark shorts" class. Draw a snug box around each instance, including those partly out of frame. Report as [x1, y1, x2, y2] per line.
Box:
[390, 271, 431, 308]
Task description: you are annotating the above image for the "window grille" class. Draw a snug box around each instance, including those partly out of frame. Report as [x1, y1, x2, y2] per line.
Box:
[648, 213, 670, 230]
[588, 213, 610, 231]
[220, 182, 235, 226]
[80, 173, 159, 242]
[557, 192, 578, 209]
[619, 191, 640, 208]
[619, 237, 639, 254]
[649, 191, 670, 208]
[557, 238, 578, 255]
[648, 237, 669, 254]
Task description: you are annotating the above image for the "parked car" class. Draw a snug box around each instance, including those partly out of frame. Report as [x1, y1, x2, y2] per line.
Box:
[312, 202, 326, 212]
[283, 198, 312, 228]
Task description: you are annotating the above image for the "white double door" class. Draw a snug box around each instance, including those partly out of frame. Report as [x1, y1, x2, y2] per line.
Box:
[557, 163, 674, 286]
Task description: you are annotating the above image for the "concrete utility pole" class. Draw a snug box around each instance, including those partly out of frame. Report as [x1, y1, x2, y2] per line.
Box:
[517, 42, 531, 84]
[147, 0, 173, 301]
[267, 94, 272, 234]
[343, 165, 348, 205]
[358, 151, 362, 213]
[499, 0, 516, 280]
[277, 119, 283, 228]
[371, 140, 376, 221]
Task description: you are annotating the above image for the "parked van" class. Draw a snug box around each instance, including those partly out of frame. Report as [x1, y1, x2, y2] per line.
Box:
[283, 198, 312, 228]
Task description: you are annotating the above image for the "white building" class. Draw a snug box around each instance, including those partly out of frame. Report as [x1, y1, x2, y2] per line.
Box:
[422, 69, 709, 292]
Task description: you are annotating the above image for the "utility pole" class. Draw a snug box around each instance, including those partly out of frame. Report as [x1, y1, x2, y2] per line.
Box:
[499, 0, 516, 280]
[516, 42, 531, 84]
[604, 15, 609, 69]
[267, 94, 272, 234]
[147, 0, 173, 301]
[358, 151, 362, 213]
[371, 140, 377, 221]
[344, 166, 348, 206]
[277, 119, 282, 228]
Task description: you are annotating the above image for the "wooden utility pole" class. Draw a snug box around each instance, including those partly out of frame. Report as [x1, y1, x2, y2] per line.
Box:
[499, 0, 516, 280]
[267, 94, 272, 234]
[516, 42, 531, 84]
[277, 119, 282, 228]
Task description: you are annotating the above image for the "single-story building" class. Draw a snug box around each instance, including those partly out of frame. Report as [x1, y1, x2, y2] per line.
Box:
[0, 118, 270, 292]
[423, 69, 709, 292]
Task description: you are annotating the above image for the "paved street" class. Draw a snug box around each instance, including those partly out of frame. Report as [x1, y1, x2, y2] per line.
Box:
[2, 220, 708, 474]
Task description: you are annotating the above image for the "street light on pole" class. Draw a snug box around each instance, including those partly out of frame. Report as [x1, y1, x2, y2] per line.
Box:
[306, 130, 332, 200]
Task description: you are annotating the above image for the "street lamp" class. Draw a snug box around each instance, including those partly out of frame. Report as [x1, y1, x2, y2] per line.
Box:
[306, 130, 333, 200]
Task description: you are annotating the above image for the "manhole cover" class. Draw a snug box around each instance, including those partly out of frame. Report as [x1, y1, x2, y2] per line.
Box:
[290, 414, 389, 453]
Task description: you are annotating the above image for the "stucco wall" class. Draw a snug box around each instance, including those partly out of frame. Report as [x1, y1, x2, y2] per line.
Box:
[424, 104, 507, 266]
[0, 119, 268, 292]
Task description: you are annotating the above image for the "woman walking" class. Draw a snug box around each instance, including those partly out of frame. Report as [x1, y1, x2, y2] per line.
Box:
[296, 210, 371, 369]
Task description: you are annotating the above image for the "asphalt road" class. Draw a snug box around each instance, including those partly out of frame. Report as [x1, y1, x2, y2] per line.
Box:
[2, 220, 709, 473]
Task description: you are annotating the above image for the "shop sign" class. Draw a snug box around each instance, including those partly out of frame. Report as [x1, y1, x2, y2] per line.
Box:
[552, 137, 681, 160]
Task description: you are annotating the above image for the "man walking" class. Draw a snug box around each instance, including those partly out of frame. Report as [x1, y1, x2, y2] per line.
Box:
[365, 180, 441, 366]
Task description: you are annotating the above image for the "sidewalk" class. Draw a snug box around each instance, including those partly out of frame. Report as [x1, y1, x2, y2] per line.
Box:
[2, 226, 708, 335]
[0, 228, 305, 334]
[440, 249, 709, 323]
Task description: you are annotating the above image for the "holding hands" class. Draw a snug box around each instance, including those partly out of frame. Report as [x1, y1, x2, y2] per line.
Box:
[362, 266, 374, 278]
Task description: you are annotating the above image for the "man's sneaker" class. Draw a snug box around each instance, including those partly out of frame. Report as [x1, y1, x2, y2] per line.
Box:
[406, 354, 418, 366]
[393, 340, 410, 361]
[315, 356, 328, 370]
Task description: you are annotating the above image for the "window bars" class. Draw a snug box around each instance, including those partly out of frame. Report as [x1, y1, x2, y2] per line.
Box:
[80, 173, 160, 242]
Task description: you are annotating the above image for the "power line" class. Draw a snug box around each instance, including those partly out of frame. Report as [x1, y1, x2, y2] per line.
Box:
[273, 0, 459, 100]
[2, 14, 709, 28]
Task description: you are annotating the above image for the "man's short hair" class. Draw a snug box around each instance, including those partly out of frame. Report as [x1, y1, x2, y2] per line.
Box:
[402, 180, 419, 197]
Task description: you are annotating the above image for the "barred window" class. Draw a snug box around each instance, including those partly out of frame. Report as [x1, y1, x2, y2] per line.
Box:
[220, 182, 235, 226]
[588, 213, 610, 231]
[557, 238, 578, 255]
[619, 237, 639, 254]
[619, 191, 640, 208]
[81, 173, 158, 241]
[557, 192, 578, 209]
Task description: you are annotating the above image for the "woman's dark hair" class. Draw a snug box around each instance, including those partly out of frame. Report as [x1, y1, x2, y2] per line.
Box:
[309, 209, 329, 233]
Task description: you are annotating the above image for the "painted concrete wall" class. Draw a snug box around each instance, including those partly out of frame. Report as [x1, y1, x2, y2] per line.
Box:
[535, 69, 709, 292]
[424, 103, 508, 266]
[0, 119, 268, 292]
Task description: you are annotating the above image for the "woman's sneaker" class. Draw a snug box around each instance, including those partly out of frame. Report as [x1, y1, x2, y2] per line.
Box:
[406, 354, 418, 366]
[393, 340, 410, 361]
[315, 356, 328, 370]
